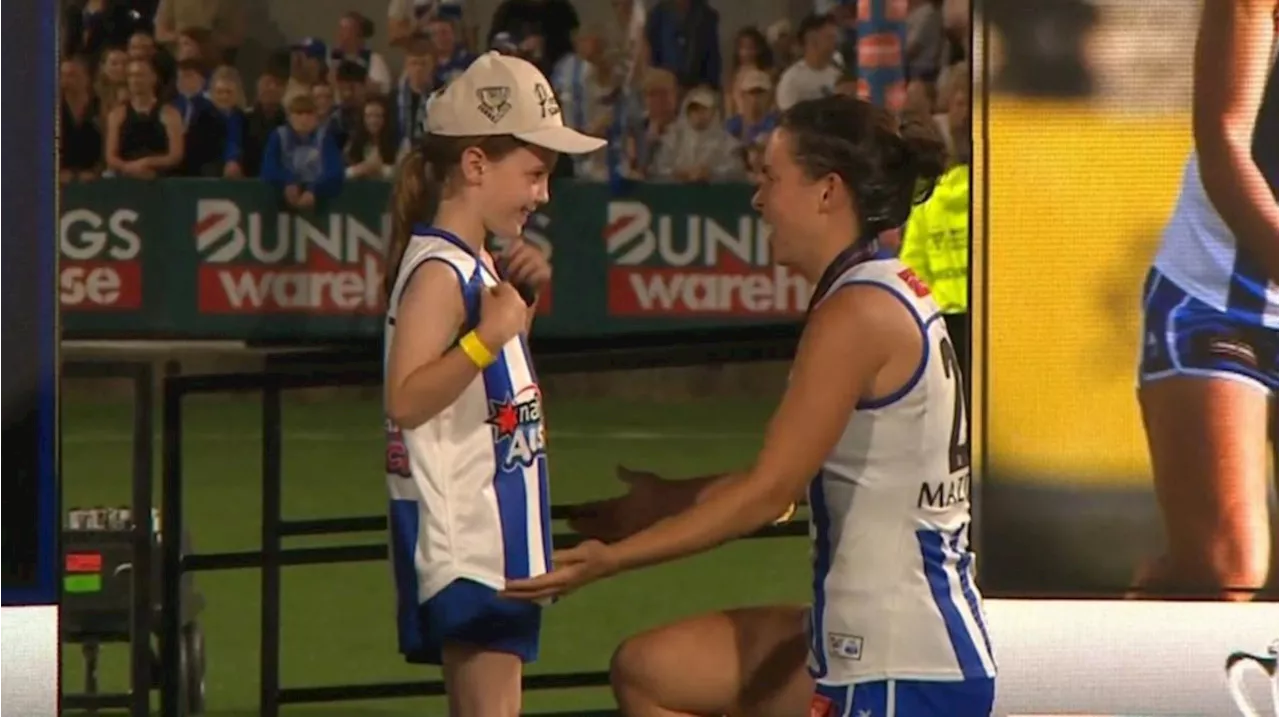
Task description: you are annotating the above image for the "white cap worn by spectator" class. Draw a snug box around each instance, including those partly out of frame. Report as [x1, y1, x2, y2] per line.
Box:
[425, 51, 606, 154]
[737, 67, 772, 93]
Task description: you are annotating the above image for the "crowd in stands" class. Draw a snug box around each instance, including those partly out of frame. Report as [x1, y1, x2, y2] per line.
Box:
[59, 0, 969, 197]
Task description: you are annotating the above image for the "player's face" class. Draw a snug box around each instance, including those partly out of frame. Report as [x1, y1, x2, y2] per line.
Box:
[477, 145, 556, 239]
[753, 128, 825, 267]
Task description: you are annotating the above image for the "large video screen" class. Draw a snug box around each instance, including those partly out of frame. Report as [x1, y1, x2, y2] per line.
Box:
[976, 0, 1278, 600]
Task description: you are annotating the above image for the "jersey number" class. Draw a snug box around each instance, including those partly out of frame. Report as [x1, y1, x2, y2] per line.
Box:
[938, 336, 970, 475]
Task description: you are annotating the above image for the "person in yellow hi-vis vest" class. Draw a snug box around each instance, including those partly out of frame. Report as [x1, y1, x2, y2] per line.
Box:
[900, 63, 970, 375]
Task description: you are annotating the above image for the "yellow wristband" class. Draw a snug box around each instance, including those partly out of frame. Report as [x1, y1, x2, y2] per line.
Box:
[773, 502, 797, 525]
[459, 331, 497, 369]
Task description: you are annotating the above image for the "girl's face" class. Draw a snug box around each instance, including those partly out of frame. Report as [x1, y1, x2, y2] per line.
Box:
[471, 145, 558, 240]
[102, 50, 127, 83]
[737, 35, 761, 65]
[363, 102, 385, 134]
[126, 59, 156, 97]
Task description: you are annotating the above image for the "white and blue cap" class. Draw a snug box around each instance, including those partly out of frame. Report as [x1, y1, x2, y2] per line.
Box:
[424, 51, 606, 155]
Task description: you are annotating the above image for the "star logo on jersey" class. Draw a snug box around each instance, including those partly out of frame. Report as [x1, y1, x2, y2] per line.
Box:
[486, 386, 547, 469]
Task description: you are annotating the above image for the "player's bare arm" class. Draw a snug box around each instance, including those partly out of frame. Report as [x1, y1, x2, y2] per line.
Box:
[1193, 0, 1279, 278]
[504, 286, 910, 601]
[385, 261, 475, 429]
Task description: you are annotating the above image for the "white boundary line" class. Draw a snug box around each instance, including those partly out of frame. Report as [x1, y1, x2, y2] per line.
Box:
[62, 429, 759, 444]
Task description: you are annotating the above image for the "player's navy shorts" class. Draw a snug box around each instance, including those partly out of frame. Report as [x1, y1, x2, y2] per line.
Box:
[397, 577, 541, 665]
[811, 677, 995, 717]
[1139, 269, 1278, 393]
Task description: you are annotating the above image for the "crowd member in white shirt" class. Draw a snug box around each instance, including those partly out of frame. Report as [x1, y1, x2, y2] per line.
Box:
[328, 11, 394, 95]
[775, 13, 842, 111]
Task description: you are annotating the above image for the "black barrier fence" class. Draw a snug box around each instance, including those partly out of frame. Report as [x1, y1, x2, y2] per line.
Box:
[158, 333, 807, 717]
[60, 360, 155, 717]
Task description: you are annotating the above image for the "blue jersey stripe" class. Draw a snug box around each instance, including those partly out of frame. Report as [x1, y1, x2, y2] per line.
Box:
[465, 278, 531, 581]
[949, 529, 994, 665]
[917, 529, 986, 678]
[389, 499, 424, 656]
[807, 474, 832, 679]
[516, 337, 553, 571]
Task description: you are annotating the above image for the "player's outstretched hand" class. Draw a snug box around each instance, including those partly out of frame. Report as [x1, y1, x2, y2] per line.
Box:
[563, 466, 672, 543]
[476, 282, 530, 349]
[501, 540, 618, 602]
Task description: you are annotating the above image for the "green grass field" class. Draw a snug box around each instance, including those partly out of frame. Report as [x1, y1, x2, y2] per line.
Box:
[61, 391, 810, 715]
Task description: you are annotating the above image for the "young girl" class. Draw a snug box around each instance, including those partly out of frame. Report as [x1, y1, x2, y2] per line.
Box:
[381, 51, 604, 717]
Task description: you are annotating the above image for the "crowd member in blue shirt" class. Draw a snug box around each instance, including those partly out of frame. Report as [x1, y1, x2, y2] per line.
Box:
[260, 93, 344, 210]
[645, 0, 721, 90]
[427, 15, 475, 86]
[724, 67, 778, 148]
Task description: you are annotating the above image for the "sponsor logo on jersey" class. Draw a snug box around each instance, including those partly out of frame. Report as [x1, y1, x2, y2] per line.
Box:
[603, 200, 810, 316]
[917, 474, 971, 510]
[486, 385, 546, 469]
[192, 199, 386, 315]
[60, 208, 143, 310]
[897, 267, 931, 298]
[385, 419, 411, 478]
[827, 632, 864, 661]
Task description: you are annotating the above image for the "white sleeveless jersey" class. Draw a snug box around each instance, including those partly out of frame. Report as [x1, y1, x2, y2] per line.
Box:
[1154, 58, 1279, 328]
[806, 258, 996, 685]
[383, 227, 552, 604]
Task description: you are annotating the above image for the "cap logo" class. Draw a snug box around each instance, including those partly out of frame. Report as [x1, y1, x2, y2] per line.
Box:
[533, 83, 561, 119]
[476, 86, 512, 124]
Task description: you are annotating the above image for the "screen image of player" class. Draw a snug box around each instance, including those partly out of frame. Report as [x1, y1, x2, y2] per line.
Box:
[974, 0, 1278, 600]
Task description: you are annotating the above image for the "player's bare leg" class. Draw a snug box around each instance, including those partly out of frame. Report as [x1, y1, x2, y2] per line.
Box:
[442, 643, 523, 717]
[610, 605, 814, 717]
[1135, 376, 1273, 601]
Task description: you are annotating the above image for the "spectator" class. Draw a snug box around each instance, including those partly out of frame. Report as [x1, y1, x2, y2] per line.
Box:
[241, 67, 287, 178]
[95, 46, 130, 118]
[152, 0, 245, 65]
[261, 94, 345, 210]
[645, 0, 721, 90]
[622, 67, 681, 179]
[724, 26, 773, 110]
[650, 86, 743, 182]
[344, 98, 398, 180]
[63, 0, 138, 66]
[393, 36, 436, 149]
[329, 11, 393, 95]
[333, 61, 370, 149]
[105, 57, 183, 179]
[312, 82, 338, 131]
[284, 37, 328, 107]
[725, 68, 778, 149]
[765, 19, 795, 75]
[552, 26, 612, 137]
[126, 30, 174, 90]
[899, 69, 970, 370]
[602, 0, 648, 90]
[61, 55, 105, 184]
[388, 0, 466, 46]
[906, 0, 947, 82]
[208, 66, 248, 178]
[173, 59, 227, 177]
[427, 15, 475, 86]
[775, 13, 841, 110]
[488, 0, 579, 74]
[174, 26, 215, 70]
[172, 58, 209, 128]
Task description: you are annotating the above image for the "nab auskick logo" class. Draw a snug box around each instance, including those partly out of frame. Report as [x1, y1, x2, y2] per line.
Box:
[486, 387, 546, 469]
